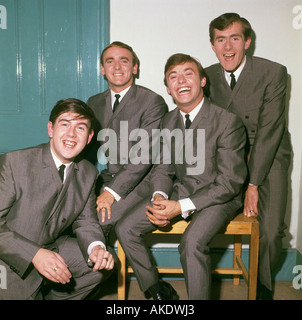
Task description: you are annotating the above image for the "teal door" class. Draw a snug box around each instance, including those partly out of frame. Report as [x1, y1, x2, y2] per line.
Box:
[0, 0, 109, 154]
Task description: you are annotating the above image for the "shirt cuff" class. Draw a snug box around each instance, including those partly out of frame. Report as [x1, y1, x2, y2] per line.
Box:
[151, 191, 169, 201]
[104, 187, 121, 202]
[179, 198, 196, 219]
[87, 241, 106, 255]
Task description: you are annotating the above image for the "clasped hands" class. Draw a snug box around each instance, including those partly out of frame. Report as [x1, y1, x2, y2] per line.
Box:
[32, 245, 114, 284]
[145, 194, 182, 227]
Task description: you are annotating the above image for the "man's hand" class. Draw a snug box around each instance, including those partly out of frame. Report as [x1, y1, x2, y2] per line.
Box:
[243, 185, 259, 217]
[146, 200, 181, 227]
[152, 193, 166, 210]
[96, 190, 115, 222]
[32, 248, 72, 284]
[89, 245, 114, 272]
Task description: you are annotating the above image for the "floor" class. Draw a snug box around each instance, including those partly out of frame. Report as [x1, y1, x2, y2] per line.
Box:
[92, 270, 302, 300]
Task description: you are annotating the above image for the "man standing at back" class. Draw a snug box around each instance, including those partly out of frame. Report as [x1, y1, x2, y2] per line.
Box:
[205, 13, 291, 300]
[87, 41, 168, 239]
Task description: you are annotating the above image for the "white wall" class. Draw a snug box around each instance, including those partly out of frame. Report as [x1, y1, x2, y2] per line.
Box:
[110, 0, 302, 250]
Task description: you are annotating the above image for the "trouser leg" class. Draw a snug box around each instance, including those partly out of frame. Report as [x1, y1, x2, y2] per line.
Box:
[115, 198, 158, 292]
[257, 168, 288, 291]
[43, 236, 112, 300]
[179, 201, 238, 300]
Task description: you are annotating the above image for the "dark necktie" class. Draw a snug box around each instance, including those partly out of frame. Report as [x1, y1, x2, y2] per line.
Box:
[185, 114, 191, 129]
[113, 94, 121, 113]
[230, 72, 236, 90]
[58, 164, 65, 182]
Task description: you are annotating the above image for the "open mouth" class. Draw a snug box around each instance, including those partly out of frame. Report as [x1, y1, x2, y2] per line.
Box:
[223, 53, 235, 59]
[63, 140, 77, 148]
[178, 87, 191, 95]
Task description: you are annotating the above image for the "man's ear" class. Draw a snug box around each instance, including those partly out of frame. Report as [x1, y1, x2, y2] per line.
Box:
[100, 64, 106, 76]
[47, 121, 54, 139]
[201, 77, 207, 88]
[132, 63, 138, 76]
[244, 37, 252, 51]
[87, 130, 94, 145]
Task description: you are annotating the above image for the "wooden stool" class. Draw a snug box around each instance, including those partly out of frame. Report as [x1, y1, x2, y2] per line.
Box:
[117, 213, 259, 300]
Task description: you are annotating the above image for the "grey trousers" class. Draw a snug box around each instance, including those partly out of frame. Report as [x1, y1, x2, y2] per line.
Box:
[256, 166, 288, 291]
[1, 236, 112, 300]
[116, 197, 241, 300]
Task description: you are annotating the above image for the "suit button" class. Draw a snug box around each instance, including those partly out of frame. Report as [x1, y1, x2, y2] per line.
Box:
[62, 218, 67, 223]
[245, 115, 249, 119]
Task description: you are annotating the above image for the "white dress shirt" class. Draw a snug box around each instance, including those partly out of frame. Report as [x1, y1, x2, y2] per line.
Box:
[153, 99, 205, 219]
[224, 56, 246, 86]
[50, 147, 106, 255]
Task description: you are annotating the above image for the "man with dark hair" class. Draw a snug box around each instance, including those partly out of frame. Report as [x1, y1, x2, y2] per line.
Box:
[0, 98, 114, 300]
[87, 41, 168, 239]
[205, 12, 291, 299]
[115, 54, 247, 300]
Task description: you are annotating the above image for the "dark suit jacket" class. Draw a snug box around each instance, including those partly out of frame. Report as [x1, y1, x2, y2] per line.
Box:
[151, 97, 247, 212]
[0, 143, 105, 298]
[87, 84, 168, 199]
[205, 56, 291, 186]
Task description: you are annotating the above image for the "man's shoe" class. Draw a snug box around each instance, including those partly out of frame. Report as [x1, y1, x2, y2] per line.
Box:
[147, 280, 179, 300]
[256, 283, 274, 300]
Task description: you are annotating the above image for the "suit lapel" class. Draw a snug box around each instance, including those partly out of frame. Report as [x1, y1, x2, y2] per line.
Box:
[226, 56, 252, 108]
[46, 162, 77, 222]
[175, 98, 210, 160]
[103, 92, 114, 127]
[107, 85, 136, 126]
[42, 144, 78, 222]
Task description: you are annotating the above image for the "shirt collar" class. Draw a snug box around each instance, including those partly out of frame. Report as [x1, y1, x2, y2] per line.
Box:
[224, 55, 246, 84]
[179, 98, 204, 124]
[50, 147, 73, 178]
[110, 85, 132, 109]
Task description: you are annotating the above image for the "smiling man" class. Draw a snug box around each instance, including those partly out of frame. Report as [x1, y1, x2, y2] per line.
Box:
[0, 98, 114, 300]
[205, 13, 291, 300]
[86, 41, 168, 242]
[115, 54, 247, 300]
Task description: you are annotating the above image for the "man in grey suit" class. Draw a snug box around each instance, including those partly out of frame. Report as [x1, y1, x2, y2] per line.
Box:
[115, 54, 247, 300]
[86, 41, 168, 238]
[205, 13, 291, 299]
[0, 98, 114, 300]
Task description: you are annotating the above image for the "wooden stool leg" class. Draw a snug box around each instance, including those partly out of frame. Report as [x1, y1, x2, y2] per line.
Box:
[233, 235, 242, 285]
[117, 241, 127, 300]
[248, 222, 259, 300]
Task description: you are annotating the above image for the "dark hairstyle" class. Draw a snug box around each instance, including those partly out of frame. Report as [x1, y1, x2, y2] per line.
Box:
[164, 53, 207, 84]
[100, 41, 140, 79]
[209, 13, 252, 44]
[49, 98, 96, 132]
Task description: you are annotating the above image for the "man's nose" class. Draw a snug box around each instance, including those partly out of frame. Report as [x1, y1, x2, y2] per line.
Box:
[66, 126, 77, 137]
[178, 74, 186, 83]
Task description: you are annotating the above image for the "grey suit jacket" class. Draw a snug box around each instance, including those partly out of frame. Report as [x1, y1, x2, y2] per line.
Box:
[0, 143, 105, 298]
[151, 98, 247, 212]
[87, 84, 168, 199]
[205, 56, 291, 186]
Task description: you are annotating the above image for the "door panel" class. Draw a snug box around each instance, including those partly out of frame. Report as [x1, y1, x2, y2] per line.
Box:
[0, 0, 109, 153]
